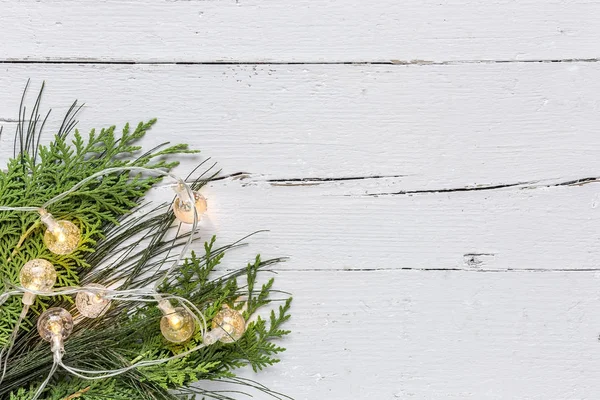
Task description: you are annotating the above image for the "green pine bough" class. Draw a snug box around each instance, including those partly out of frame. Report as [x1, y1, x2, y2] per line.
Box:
[0, 85, 292, 400]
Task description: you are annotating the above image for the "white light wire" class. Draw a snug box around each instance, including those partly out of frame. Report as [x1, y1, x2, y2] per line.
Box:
[0, 206, 40, 212]
[0, 166, 199, 292]
[0, 286, 208, 337]
[0, 165, 208, 385]
[59, 341, 207, 380]
[31, 350, 60, 400]
[0, 305, 29, 386]
[42, 166, 200, 290]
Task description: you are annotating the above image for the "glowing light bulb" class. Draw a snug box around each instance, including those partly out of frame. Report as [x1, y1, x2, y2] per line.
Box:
[169, 314, 183, 329]
[39, 210, 80, 255]
[37, 307, 74, 352]
[205, 307, 246, 344]
[160, 308, 195, 343]
[19, 259, 57, 305]
[158, 302, 195, 343]
[172, 184, 207, 224]
[76, 283, 111, 318]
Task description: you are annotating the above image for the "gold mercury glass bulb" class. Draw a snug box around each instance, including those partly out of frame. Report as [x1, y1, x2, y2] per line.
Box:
[160, 307, 195, 343]
[37, 307, 74, 352]
[40, 211, 81, 255]
[19, 258, 57, 305]
[210, 307, 246, 343]
[76, 283, 111, 318]
[173, 189, 207, 224]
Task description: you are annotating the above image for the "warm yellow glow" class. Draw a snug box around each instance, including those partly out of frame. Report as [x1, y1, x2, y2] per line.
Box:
[37, 308, 74, 343]
[75, 284, 111, 319]
[43, 220, 81, 255]
[160, 307, 195, 343]
[56, 231, 67, 243]
[20, 259, 57, 305]
[173, 191, 208, 224]
[211, 308, 246, 343]
[47, 320, 62, 335]
[168, 314, 183, 330]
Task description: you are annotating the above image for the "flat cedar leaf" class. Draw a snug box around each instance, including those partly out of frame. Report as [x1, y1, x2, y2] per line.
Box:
[0, 86, 291, 400]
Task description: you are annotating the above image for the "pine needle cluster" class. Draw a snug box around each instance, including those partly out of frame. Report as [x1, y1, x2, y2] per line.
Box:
[0, 85, 292, 399]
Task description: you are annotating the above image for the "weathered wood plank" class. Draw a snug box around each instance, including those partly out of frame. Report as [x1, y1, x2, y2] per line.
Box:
[196, 177, 600, 272]
[1, 63, 600, 189]
[202, 269, 600, 399]
[1, 0, 600, 62]
[0, 15, 598, 398]
[1, 63, 599, 271]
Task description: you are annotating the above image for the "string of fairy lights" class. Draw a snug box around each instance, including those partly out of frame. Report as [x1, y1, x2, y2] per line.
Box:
[0, 167, 247, 399]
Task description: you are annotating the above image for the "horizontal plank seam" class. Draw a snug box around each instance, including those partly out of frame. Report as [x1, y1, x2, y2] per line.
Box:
[227, 267, 600, 273]
[1, 58, 600, 66]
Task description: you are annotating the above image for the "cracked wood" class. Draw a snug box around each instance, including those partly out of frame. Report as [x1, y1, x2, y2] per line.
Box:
[1, 9, 600, 395]
[1, 63, 599, 274]
[1, 63, 599, 188]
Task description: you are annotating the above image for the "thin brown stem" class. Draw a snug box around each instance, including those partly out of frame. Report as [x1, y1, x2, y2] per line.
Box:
[7, 220, 40, 263]
[63, 386, 90, 400]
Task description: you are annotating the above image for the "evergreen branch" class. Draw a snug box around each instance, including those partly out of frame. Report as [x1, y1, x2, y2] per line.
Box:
[0, 84, 291, 399]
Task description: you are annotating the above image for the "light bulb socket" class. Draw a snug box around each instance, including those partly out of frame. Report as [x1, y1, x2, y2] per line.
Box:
[51, 334, 64, 354]
[203, 329, 224, 345]
[157, 299, 176, 316]
[22, 292, 35, 306]
[173, 181, 192, 202]
[39, 210, 60, 233]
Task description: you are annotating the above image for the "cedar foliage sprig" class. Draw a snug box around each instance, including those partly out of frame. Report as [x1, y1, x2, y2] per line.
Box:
[0, 85, 292, 399]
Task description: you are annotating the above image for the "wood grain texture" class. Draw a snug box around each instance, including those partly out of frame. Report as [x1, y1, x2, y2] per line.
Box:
[1, 0, 600, 63]
[0, 64, 599, 273]
[1, 63, 600, 188]
[203, 269, 600, 400]
[202, 178, 600, 272]
[1, 6, 600, 394]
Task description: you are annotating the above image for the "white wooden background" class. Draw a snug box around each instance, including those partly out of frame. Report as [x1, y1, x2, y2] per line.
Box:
[2, 1, 600, 399]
